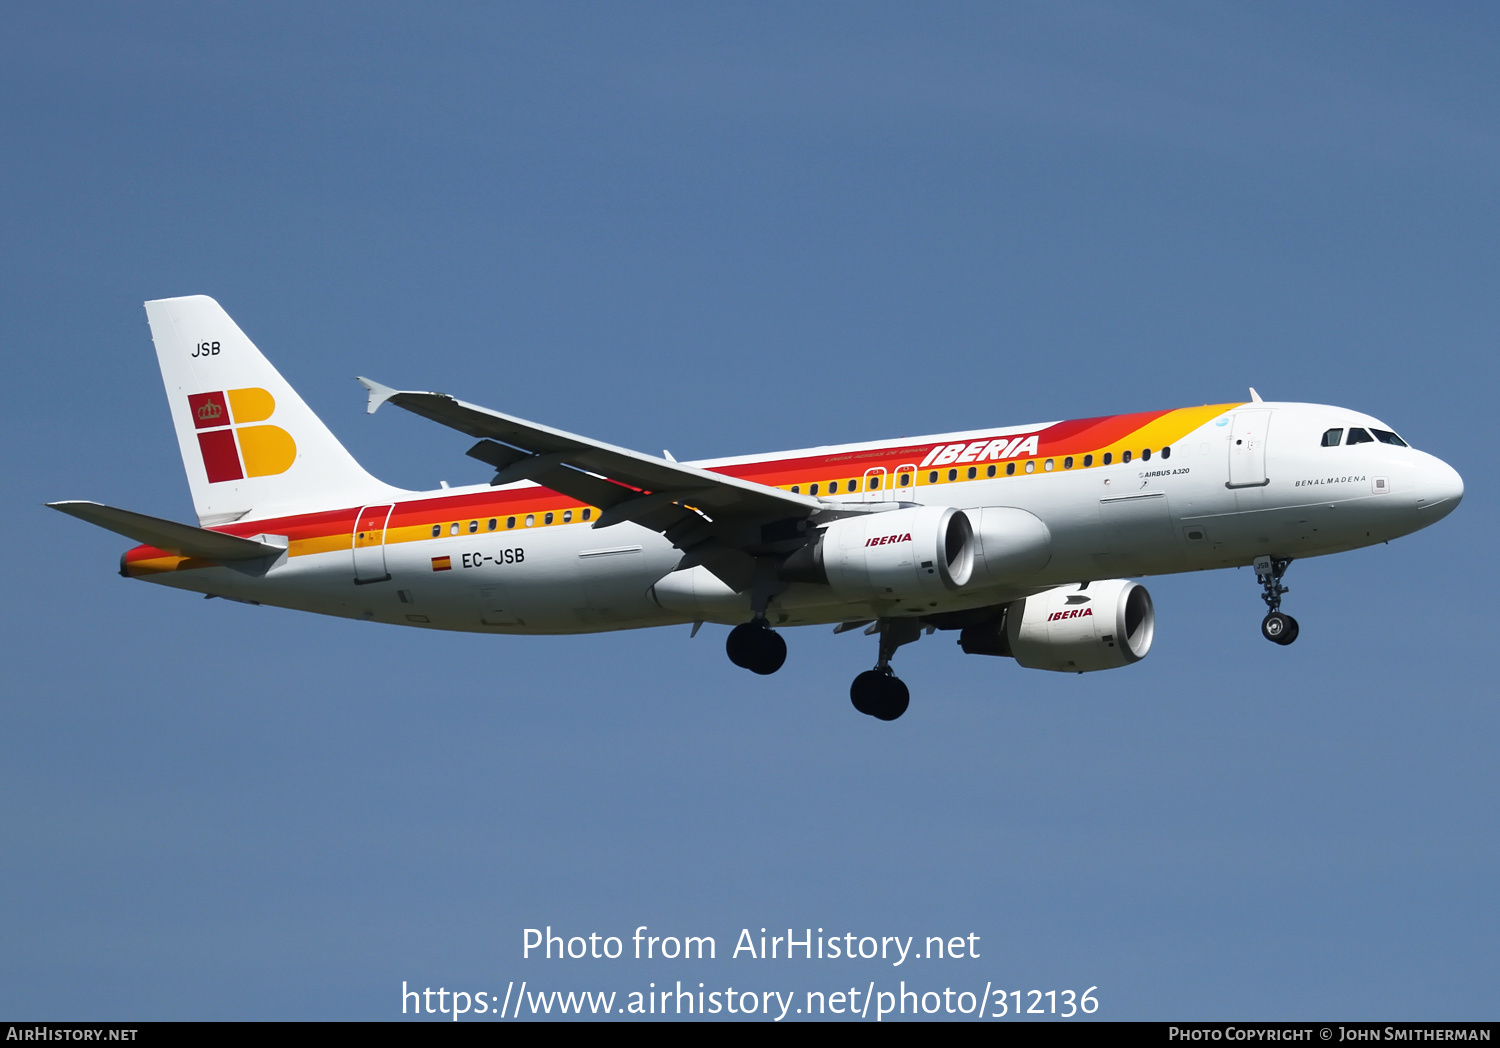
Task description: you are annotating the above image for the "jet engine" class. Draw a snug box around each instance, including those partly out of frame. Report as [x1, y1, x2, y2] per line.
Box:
[781, 505, 974, 601]
[959, 579, 1155, 672]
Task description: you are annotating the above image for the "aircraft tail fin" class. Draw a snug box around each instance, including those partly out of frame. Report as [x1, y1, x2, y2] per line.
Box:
[144, 296, 397, 525]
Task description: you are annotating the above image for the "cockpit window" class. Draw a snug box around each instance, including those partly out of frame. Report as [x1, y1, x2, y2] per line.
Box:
[1321, 428, 1343, 447]
[1346, 428, 1374, 445]
[1371, 429, 1408, 447]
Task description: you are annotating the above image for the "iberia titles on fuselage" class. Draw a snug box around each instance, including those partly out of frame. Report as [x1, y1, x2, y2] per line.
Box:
[51, 296, 1464, 722]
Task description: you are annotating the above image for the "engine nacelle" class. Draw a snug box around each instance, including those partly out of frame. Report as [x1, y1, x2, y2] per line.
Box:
[1010, 580, 1154, 671]
[960, 580, 1154, 672]
[783, 505, 974, 601]
[969, 506, 1052, 584]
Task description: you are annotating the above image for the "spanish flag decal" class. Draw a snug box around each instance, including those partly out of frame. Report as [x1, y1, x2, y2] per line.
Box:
[188, 388, 297, 483]
[431, 556, 452, 572]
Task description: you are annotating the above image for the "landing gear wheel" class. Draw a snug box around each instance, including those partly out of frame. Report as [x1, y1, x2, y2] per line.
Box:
[850, 670, 883, 715]
[726, 621, 787, 675]
[849, 669, 910, 721]
[1261, 611, 1299, 646]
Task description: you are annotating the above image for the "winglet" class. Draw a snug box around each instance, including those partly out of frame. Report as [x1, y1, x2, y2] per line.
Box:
[1249, 387, 1264, 403]
[356, 376, 401, 415]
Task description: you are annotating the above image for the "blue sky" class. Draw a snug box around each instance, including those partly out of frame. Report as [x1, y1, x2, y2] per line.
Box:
[2, 2, 1495, 1020]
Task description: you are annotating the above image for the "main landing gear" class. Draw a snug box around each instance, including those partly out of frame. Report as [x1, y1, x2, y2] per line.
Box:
[726, 618, 787, 675]
[850, 669, 909, 722]
[850, 619, 921, 722]
[1254, 555, 1299, 646]
[723, 609, 923, 722]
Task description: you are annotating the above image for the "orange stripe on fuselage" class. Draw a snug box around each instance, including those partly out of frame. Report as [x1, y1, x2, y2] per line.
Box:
[121, 402, 1244, 572]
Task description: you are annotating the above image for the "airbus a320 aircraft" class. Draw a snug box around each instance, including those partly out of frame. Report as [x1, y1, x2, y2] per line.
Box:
[53, 297, 1464, 721]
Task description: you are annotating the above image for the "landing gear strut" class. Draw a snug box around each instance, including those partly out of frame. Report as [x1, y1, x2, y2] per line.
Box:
[726, 558, 790, 675]
[1254, 555, 1299, 646]
[850, 619, 921, 721]
[726, 618, 787, 675]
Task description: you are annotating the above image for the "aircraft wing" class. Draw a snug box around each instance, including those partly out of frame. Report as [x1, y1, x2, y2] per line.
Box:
[358, 378, 838, 590]
[358, 378, 823, 523]
[48, 501, 285, 561]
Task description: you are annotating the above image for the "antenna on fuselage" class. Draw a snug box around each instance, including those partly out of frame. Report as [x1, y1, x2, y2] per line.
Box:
[1249, 387, 1264, 403]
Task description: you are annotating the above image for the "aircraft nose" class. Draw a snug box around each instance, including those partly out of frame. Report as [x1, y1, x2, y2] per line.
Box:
[1416, 455, 1464, 519]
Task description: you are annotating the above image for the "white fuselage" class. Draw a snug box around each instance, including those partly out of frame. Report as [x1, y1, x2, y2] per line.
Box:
[133, 401, 1463, 635]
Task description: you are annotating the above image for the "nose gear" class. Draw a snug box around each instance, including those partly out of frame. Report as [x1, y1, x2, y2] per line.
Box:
[1254, 555, 1299, 646]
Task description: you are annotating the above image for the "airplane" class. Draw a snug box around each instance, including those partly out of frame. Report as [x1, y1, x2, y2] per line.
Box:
[51, 296, 1464, 721]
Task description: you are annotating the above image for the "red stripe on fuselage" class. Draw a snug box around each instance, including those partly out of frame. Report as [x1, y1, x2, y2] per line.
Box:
[123, 406, 1206, 564]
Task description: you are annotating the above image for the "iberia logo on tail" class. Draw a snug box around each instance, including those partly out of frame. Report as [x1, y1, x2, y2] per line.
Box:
[187, 388, 296, 482]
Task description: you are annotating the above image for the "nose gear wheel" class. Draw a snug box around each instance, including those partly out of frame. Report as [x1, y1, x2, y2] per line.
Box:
[1261, 611, 1299, 645]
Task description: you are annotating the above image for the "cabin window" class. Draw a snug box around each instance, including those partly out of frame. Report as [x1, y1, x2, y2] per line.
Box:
[1372, 429, 1408, 447]
[1024, 460, 1035, 474]
[829, 481, 839, 494]
[927, 472, 937, 484]
[1084, 454, 1094, 467]
[1006, 462, 1015, 476]
[898, 473, 911, 487]
[810, 483, 820, 495]
[1103, 452, 1113, 465]
[506, 516, 516, 529]
[1322, 428, 1343, 447]
[544, 512, 554, 525]
[581, 508, 592, 521]
[1122, 450, 1133, 463]
[468, 520, 478, 533]
[1346, 428, 1374, 445]
[1161, 446, 1171, 459]
[487, 518, 497, 531]
[449, 522, 459, 536]
[948, 468, 958, 482]
[563, 510, 573, 523]
[791, 485, 800, 493]
[967, 466, 977, 479]
[1064, 456, 1074, 469]
[869, 476, 880, 490]
[524, 514, 535, 527]
[431, 524, 441, 538]
[1142, 448, 1152, 461]
[986, 464, 996, 477]
[849, 479, 860, 491]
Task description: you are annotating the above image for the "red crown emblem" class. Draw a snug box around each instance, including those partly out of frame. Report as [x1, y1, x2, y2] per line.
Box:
[197, 400, 224, 422]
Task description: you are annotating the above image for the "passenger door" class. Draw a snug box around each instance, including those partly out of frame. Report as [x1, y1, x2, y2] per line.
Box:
[352, 504, 394, 583]
[1227, 411, 1272, 488]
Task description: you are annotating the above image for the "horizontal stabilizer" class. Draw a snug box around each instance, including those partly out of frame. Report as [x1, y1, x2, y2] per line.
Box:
[48, 501, 285, 561]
